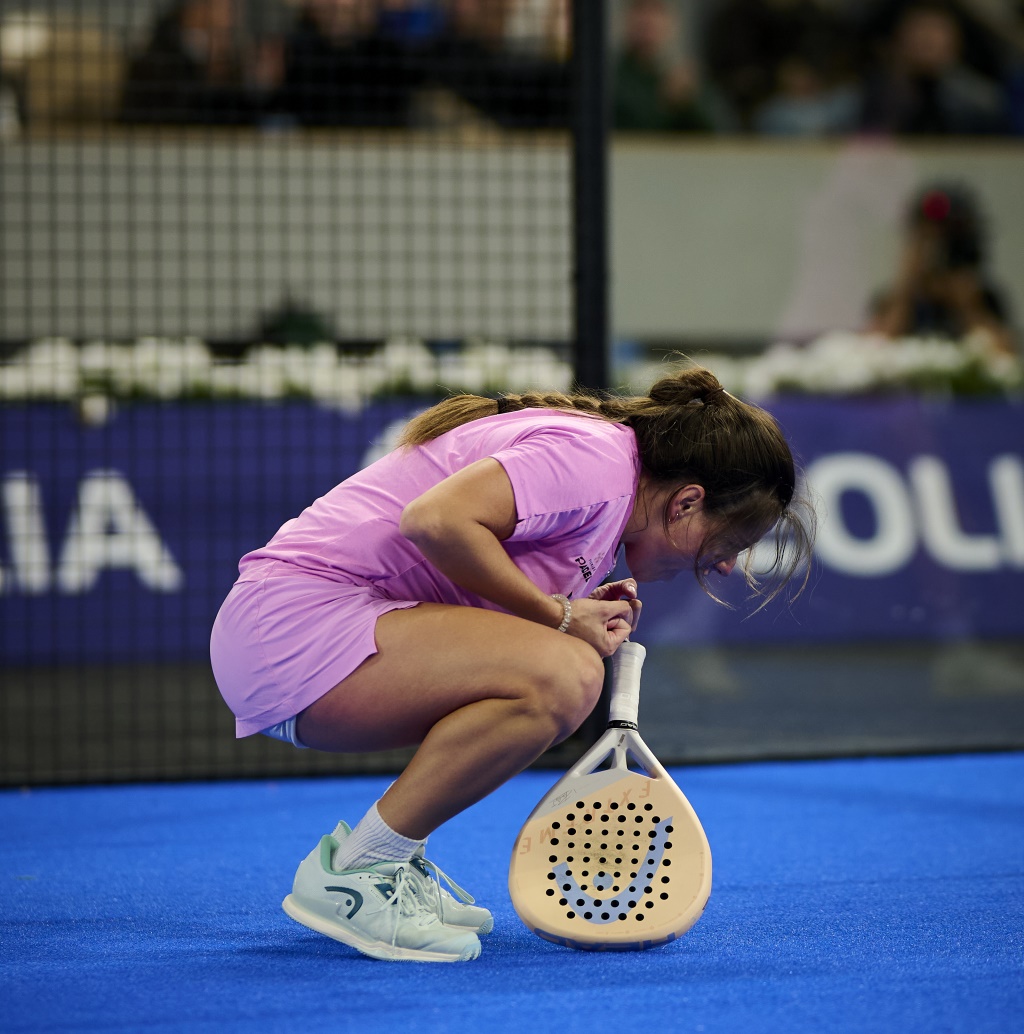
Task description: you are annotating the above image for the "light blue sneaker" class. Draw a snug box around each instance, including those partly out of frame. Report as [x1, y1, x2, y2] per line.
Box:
[282, 830, 481, 963]
[410, 848, 494, 935]
[327, 820, 493, 935]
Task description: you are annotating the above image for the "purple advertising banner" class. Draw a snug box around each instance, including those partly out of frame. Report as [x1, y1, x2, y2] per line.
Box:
[2, 398, 1022, 664]
[639, 397, 1024, 645]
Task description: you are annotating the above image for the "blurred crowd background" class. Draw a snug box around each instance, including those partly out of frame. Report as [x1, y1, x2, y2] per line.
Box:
[1, 0, 1023, 137]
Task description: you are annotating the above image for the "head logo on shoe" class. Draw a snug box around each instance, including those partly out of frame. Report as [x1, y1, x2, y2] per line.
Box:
[324, 886, 363, 919]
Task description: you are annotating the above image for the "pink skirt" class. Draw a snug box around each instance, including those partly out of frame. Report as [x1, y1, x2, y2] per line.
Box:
[210, 561, 418, 737]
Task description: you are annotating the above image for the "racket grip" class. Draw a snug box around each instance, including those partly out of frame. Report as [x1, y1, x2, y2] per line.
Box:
[608, 641, 646, 726]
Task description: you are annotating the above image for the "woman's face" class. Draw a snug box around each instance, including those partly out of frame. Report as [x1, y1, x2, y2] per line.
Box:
[622, 485, 740, 584]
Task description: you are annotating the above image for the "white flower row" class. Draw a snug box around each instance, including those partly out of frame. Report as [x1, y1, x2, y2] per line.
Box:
[0, 336, 574, 411]
[3, 331, 1020, 410]
[617, 331, 1023, 400]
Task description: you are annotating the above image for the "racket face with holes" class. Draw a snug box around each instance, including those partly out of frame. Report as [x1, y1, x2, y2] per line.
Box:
[508, 728, 712, 951]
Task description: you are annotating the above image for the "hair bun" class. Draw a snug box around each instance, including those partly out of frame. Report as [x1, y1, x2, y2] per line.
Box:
[648, 367, 725, 406]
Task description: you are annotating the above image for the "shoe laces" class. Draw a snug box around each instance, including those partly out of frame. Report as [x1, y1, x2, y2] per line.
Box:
[410, 854, 475, 923]
[383, 865, 442, 948]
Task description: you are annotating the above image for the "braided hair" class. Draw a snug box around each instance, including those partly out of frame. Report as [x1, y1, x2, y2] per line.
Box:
[397, 365, 814, 606]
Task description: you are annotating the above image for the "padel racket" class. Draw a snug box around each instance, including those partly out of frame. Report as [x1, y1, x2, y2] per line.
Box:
[508, 641, 711, 950]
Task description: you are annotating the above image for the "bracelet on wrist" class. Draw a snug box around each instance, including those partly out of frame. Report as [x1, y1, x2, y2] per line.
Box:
[551, 593, 572, 633]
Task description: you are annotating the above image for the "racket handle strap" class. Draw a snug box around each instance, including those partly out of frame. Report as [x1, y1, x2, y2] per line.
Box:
[608, 641, 646, 726]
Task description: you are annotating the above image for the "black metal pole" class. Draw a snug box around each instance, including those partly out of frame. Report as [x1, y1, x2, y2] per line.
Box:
[571, 0, 610, 394]
[568, 1, 615, 750]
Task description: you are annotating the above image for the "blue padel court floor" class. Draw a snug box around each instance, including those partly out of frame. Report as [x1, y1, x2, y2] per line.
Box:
[4, 753, 1023, 1034]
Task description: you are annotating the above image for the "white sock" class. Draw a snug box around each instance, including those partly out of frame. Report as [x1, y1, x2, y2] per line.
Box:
[332, 801, 426, 871]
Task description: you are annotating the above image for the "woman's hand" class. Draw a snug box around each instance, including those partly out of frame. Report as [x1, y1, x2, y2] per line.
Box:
[566, 596, 634, 657]
[558, 579, 642, 657]
[588, 578, 642, 633]
[400, 461, 645, 655]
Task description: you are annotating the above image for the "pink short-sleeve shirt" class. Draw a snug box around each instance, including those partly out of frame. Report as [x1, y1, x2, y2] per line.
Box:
[211, 410, 641, 735]
[244, 409, 640, 603]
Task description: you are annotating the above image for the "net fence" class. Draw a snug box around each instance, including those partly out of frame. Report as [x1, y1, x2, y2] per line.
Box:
[1, 0, 588, 784]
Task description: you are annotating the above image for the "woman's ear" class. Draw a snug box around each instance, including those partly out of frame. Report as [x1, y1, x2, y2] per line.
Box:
[670, 484, 706, 522]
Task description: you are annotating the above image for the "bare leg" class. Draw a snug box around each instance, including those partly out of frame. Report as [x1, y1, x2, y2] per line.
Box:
[296, 604, 605, 840]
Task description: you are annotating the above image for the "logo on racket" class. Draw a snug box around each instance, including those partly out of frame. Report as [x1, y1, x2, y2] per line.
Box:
[550, 814, 674, 925]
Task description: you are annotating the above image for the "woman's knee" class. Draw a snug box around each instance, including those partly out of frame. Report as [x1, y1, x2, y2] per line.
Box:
[526, 638, 605, 743]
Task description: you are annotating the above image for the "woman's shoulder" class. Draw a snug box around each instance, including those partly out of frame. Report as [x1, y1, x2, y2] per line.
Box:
[485, 409, 639, 478]
[497, 407, 634, 438]
[481, 408, 637, 458]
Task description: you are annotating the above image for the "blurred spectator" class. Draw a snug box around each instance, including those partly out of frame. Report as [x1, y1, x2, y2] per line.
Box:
[121, 0, 287, 125]
[503, 0, 571, 59]
[1, 12, 124, 127]
[0, 45, 19, 138]
[703, 0, 859, 131]
[860, 0, 1009, 83]
[753, 54, 860, 135]
[376, 0, 446, 45]
[949, 0, 1024, 134]
[278, 0, 569, 130]
[279, 1, 427, 127]
[612, 0, 717, 132]
[858, 1, 1010, 134]
[867, 182, 1016, 356]
[428, 0, 570, 128]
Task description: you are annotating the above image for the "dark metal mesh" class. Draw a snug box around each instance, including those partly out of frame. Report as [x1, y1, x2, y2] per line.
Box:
[0, 0, 589, 784]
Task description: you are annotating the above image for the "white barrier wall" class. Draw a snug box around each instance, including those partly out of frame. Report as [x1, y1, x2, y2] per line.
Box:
[611, 140, 1024, 343]
[2, 135, 1021, 345]
[0, 132, 572, 343]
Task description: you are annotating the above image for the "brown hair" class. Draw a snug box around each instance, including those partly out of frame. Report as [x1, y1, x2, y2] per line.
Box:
[398, 365, 815, 607]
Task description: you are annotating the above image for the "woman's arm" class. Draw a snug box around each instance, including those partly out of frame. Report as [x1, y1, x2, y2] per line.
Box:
[399, 458, 633, 655]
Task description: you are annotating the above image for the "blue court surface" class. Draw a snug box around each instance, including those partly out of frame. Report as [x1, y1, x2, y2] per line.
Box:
[4, 753, 1023, 1034]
